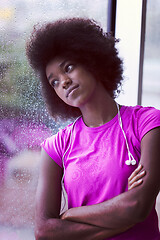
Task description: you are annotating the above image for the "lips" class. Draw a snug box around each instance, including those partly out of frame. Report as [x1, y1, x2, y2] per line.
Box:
[66, 84, 79, 98]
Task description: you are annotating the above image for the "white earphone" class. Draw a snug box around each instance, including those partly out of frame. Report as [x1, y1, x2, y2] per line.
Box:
[60, 115, 81, 213]
[60, 103, 136, 212]
[116, 103, 137, 166]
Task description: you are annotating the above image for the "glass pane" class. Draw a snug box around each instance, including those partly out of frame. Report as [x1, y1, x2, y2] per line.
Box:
[141, 0, 160, 225]
[142, 0, 160, 109]
[0, 0, 108, 238]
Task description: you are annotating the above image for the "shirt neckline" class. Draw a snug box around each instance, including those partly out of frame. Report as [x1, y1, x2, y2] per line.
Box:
[79, 105, 126, 132]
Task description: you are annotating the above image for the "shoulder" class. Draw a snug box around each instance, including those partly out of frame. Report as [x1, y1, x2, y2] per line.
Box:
[41, 117, 82, 157]
[39, 123, 74, 168]
[41, 122, 73, 150]
[122, 105, 160, 117]
[122, 105, 160, 140]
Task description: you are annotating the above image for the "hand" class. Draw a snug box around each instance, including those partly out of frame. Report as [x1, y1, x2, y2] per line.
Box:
[60, 210, 68, 220]
[128, 164, 146, 190]
[60, 208, 76, 221]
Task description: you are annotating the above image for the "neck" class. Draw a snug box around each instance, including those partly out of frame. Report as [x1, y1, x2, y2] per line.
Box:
[79, 84, 118, 128]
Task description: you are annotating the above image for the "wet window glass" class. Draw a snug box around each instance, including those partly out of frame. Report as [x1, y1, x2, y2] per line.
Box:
[142, 0, 160, 109]
[0, 0, 108, 238]
[142, 0, 160, 225]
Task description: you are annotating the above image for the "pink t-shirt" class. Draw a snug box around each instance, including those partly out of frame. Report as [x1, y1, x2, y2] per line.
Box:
[42, 105, 160, 240]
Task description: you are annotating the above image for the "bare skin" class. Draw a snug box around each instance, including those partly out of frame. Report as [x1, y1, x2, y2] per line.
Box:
[35, 57, 160, 240]
[128, 164, 146, 190]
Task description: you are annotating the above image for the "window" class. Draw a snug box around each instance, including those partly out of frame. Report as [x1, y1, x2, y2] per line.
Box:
[0, 0, 108, 238]
[141, 0, 160, 224]
[1, 1, 160, 238]
[115, 0, 160, 225]
[115, 0, 160, 110]
[141, 0, 160, 109]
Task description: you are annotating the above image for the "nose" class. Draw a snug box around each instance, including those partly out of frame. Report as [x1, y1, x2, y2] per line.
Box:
[62, 76, 72, 89]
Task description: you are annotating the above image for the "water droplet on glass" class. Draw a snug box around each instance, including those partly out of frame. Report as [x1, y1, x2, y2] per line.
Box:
[0, 0, 107, 238]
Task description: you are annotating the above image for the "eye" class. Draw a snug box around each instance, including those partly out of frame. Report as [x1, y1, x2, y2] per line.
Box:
[65, 63, 74, 73]
[50, 79, 59, 88]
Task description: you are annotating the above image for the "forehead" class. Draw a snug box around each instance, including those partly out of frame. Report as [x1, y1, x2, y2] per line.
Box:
[46, 57, 66, 75]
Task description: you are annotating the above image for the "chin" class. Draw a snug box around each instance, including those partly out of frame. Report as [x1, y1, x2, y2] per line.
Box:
[66, 93, 89, 108]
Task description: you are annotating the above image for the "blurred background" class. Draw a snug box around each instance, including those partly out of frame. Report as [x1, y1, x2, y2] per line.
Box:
[0, 0, 160, 239]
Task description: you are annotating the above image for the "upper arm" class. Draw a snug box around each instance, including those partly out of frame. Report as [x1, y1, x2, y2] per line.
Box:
[35, 148, 63, 222]
[133, 126, 160, 218]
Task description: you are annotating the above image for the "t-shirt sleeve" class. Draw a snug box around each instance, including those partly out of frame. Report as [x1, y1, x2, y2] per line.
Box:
[137, 106, 160, 141]
[41, 129, 65, 168]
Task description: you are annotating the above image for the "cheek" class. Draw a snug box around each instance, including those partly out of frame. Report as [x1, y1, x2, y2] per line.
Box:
[54, 87, 62, 97]
[54, 88, 64, 101]
[54, 88, 71, 105]
[84, 77, 97, 92]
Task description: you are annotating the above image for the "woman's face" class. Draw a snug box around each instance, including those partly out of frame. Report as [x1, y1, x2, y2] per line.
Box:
[46, 57, 98, 108]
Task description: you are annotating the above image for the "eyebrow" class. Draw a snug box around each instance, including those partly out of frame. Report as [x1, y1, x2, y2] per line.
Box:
[47, 73, 53, 82]
[59, 59, 68, 68]
[47, 59, 69, 82]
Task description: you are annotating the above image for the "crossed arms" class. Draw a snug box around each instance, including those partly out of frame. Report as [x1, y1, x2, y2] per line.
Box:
[35, 127, 160, 240]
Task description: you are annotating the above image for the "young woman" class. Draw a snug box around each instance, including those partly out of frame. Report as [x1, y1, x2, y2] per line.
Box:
[26, 18, 160, 240]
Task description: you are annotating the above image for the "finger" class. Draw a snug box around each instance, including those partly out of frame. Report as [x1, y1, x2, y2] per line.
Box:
[128, 179, 143, 190]
[128, 164, 143, 181]
[128, 170, 146, 191]
[60, 212, 66, 220]
[128, 170, 146, 188]
[128, 164, 143, 182]
[129, 170, 146, 186]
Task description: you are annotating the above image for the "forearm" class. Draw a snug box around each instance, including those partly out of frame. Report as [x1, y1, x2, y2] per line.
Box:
[35, 217, 129, 240]
[62, 190, 141, 230]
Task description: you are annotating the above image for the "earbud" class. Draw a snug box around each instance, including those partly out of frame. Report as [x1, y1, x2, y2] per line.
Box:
[125, 159, 136, 166]
[116, 102, 137, 167]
